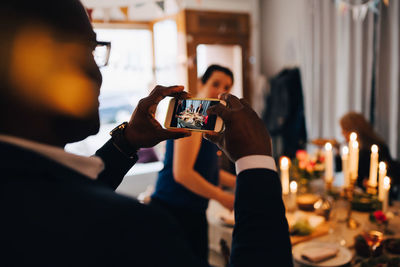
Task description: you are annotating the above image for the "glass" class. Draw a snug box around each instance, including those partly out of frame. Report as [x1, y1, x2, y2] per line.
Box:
[93, 41, 111, 68]
[328, 198, 350, 246]
[363, 230, 384, 258]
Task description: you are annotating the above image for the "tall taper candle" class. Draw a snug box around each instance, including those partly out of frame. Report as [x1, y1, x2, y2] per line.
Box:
[383, 176, 391, 213]
[280, 157, 290, 195]
[350, 140, 359, 182]
[368, 144, 379, 188]
[378, 162, 387, 201]
[325, 142, 333, 183]
[349, 132, 357, 181]
[342, 146, 350, 187]
[289, 181, 298, 210]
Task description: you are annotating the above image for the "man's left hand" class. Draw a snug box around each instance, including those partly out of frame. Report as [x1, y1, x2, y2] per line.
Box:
[124, 85, 191, 149]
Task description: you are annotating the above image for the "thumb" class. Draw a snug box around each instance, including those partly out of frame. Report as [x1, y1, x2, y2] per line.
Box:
[207, 104, 230, 121]
[161, 129, 191, 141]
[203, 132, 222, 144]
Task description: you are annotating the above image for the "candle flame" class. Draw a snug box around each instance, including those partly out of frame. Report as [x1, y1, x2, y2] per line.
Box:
[379, 162, 386, 171]
[350, 132, 357, 141]
[280, 157, 289, 167]
[342, 146, 349, 155]
[352, 140, 359, 149]
[290, 181, 297, 192]
[383, 176, 391, 189]
[325, 142, 332, 151]
[371, 144, 378, 153]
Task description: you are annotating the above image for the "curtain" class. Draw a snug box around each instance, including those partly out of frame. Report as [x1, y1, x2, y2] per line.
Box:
[375, 1, 400, 159]
[300, 0, 399, 160]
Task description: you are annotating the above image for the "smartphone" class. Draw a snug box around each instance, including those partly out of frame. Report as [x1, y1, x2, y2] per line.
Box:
[164, 97, 224, 132]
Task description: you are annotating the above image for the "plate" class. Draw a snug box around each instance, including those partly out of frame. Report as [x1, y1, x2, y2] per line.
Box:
[293, 241, 352, 267]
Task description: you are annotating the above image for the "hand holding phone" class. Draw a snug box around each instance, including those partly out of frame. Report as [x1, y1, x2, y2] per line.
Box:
[164, 98, 225, 133]
[204, 93, 272, 161]
[124, 85, 191, 149]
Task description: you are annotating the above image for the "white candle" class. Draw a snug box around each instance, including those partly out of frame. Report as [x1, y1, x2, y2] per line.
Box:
[382, 176, 391, 213]
[350, 140, 359, 182]
[289, 181, 298, 209]
[342, 146, 350, 187]
[280, 157, 290, 195]
[290, 180, 298, 194]
[378, 162, 387, 201]
[368, 144, 379, 188]
[325, 142, 333, 183]
[349, 132, 357, 181]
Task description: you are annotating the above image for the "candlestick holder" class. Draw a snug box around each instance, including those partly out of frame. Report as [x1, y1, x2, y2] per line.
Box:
[366, 184, 377, 195]
[325, 180, 333, 192]
[344, 181, 360, 229]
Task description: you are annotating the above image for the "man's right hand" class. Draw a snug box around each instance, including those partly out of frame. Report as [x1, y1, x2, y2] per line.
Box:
[204, 94, 272, 162]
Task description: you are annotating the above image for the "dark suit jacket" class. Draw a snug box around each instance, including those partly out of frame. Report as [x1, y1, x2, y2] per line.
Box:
[0, 140, 292, 266]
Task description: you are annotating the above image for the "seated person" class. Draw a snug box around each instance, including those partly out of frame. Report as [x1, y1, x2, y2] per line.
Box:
[196, 103, 204, 114]
[339, 112, 400, 188]
[0, 1, 292, 266]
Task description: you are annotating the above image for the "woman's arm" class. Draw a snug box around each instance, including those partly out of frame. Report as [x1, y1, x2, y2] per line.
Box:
[219, 169, 236, 188]
[173, 132, 234, 210]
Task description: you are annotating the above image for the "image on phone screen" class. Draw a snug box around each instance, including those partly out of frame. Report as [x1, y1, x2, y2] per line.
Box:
[170, 99, 219, 130]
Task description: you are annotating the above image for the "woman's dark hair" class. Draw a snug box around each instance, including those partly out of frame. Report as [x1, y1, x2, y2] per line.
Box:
[340, 111, 386, 149]
[201, 64, 234, 85]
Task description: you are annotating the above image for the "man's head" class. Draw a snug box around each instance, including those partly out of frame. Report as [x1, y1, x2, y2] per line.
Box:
[0, 0, 102, 146]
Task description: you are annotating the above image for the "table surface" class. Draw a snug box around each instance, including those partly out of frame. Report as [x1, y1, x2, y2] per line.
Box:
[207, 199, 400, 266]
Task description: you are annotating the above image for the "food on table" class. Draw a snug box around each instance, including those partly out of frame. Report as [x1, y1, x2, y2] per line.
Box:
[296, 194, 320, 211]
[290, 219, 313, 236]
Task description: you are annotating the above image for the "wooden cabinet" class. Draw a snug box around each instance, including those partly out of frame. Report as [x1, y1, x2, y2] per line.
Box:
[153, 9, 251, 102]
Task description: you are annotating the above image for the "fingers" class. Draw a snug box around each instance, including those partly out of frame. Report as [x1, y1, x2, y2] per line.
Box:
[169, 91, 191, 99]
[239, 98, 251, 108]
[161, 128, 191, 141]
[203, 132, 222, 144]
[207, 104, 230, 121]
[147, 85, 185, 106]
[219, 93, 242, 109]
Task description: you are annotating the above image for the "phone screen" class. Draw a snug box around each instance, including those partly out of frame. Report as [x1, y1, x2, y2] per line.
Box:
[170, 99, 220, 130]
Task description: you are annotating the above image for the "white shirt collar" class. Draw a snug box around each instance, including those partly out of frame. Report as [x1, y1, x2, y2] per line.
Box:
[0, 135, 104, 180]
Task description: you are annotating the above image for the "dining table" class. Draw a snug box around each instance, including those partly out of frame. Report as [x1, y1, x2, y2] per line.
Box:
[207, 181, 400, 266]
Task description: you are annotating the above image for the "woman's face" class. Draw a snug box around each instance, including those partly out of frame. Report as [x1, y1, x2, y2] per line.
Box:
[199, 71, 233, 99]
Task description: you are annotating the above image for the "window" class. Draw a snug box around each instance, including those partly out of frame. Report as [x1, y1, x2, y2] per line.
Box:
[66, 28, 154, 156]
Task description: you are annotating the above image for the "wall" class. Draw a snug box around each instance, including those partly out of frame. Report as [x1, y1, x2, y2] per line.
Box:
[260, 0, 305, 79]
[82, 0, 263, 111]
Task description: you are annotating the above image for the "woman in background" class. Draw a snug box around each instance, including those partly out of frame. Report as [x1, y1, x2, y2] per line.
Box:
[339, 112, 400, 188]
[151, 65, 236, 265]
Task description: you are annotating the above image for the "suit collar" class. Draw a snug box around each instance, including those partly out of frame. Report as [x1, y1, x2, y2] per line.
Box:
[0, 135, 104, 180]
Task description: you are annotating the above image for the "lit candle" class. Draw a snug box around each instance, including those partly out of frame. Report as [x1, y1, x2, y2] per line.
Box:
[348, 132, 357, 181]
[382, 176, 391, 213]
[325, 142, 333, 184]
[280, 157, 290, 195]
[342, 146, 350, 187]
[368, 145, 379, 188]
[289, 181, 298, 210]
[290, 180, 298, 194]
[350, 140, 359, 182]
[378, 162, 387, 201]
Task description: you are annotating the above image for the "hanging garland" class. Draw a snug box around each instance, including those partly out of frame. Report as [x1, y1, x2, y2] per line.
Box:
[334, 0, 389, 21]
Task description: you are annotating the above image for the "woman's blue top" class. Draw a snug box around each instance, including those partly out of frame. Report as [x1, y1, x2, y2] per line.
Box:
[152, 139, 219, 212]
